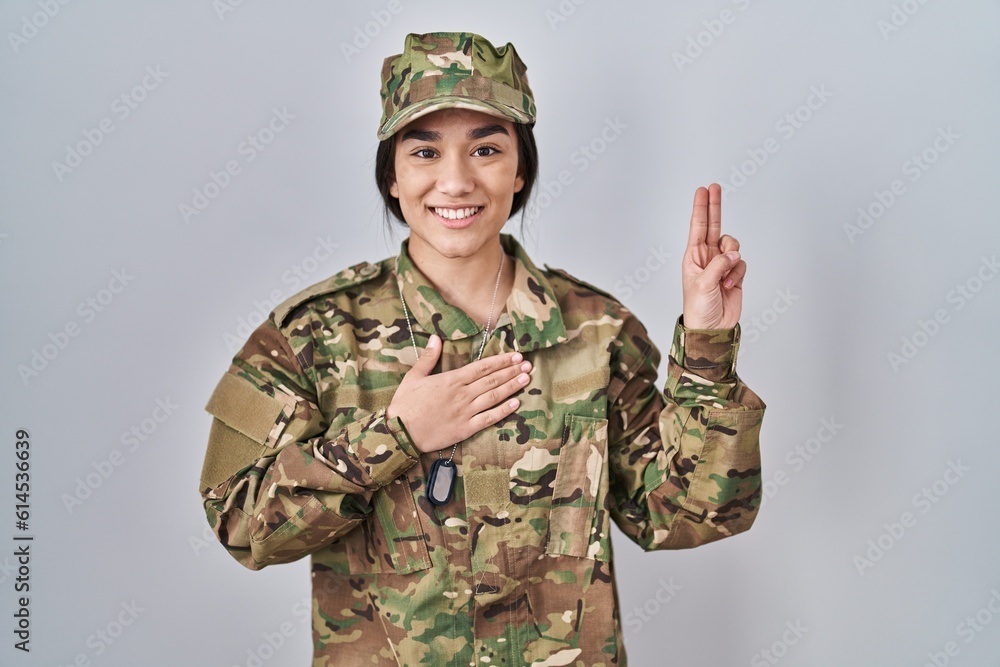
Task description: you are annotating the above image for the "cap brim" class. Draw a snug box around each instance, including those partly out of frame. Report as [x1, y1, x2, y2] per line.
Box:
[377, 96, 532, 141]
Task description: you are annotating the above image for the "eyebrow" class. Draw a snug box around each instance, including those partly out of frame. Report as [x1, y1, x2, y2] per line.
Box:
[469, 124, 510, 140]
[399, 124, 511, 142]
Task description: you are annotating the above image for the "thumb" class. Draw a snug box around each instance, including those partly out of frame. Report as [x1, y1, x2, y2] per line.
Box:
[703, 251, 740, 286]
[412, 334, 441, 374]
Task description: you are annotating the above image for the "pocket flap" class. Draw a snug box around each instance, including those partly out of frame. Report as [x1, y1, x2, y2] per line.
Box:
[205, 372, 289, 447]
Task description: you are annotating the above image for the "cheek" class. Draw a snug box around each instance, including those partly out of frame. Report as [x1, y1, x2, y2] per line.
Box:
[491, 163, 522, 197]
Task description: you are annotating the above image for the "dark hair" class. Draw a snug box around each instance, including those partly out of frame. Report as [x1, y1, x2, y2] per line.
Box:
[375, 121, 538, 231]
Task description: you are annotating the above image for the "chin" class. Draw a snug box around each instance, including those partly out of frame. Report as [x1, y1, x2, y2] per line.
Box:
[430, 237, 486, 258]
[424, 231, 500, 262]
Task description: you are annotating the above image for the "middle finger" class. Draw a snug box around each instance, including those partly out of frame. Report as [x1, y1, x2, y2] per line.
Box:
[467, 369, 531, 413]
[467, 359, 532, 397]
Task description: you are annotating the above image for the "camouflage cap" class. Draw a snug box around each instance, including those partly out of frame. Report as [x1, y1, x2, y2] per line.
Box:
[377, 32, 536, 141]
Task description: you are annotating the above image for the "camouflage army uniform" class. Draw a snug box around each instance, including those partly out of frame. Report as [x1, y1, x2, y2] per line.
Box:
[199, 232, 766, 666]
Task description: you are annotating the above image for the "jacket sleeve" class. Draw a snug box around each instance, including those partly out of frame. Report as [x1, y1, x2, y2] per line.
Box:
[197, 315, 421, 571]
[607, 312, 766, 550]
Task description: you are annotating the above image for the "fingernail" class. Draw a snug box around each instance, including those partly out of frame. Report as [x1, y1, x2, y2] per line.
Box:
[726, 251, 739, 261]
[520, 361, 531, 372]
[511, 352, 523, 363]
[724, 278, 734, 288]
[518, 373, 529, 384]
[508, 399, 519, 408]
[427, 335, 438, 348]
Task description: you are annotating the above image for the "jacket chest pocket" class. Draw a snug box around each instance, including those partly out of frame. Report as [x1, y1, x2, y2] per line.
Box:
[544, 414, 612, 562]
[345, 471, 433, 575]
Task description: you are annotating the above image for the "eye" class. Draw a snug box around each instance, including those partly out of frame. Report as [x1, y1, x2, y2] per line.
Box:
[411, 148, 437, 159]
[474, 145, 500, 157]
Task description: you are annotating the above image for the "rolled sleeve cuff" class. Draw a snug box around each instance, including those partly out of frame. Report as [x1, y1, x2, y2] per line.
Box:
[673, 314, 741, 383]
[344, 408, 420, 488]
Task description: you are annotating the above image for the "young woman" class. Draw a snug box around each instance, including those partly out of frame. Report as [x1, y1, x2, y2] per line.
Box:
[199, 31, 766, 666]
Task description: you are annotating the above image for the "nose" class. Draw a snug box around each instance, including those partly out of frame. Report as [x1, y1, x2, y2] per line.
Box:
[435, 152, 474, 198]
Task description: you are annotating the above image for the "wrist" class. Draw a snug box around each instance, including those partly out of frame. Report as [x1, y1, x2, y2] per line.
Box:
[680, 313, 736, 332]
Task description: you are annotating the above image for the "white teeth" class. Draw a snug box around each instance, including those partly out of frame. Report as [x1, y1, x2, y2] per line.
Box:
[434, 207, 481, 220]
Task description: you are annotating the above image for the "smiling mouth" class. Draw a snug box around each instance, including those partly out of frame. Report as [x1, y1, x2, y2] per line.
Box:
[431, 206, 483, 221]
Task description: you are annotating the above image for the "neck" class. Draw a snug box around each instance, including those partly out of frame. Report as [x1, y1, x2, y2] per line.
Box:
[407, 236, 514, 326]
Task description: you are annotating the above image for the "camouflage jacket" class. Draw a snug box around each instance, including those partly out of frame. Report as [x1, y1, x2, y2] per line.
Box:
[198, 232, 766, 666]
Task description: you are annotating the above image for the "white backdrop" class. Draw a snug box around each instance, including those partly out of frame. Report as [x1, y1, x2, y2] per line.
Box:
[2, 1, 999, 665]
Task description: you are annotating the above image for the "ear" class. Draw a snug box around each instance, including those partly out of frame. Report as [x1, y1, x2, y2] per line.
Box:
[513, 168, 525, 193]
[389, 178, 398, 198]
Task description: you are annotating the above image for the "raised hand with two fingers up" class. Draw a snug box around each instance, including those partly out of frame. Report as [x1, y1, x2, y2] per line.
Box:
[681, 183, 747, 330]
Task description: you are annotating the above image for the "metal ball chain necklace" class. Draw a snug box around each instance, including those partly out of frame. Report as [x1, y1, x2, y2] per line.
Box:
[394, 246, 506, 506]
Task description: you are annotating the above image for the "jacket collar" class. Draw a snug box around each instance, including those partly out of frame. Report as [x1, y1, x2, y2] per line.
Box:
[393, 233, 568, 353]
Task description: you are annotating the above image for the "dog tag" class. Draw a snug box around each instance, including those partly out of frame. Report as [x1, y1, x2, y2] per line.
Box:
[426, 458, 456, 506]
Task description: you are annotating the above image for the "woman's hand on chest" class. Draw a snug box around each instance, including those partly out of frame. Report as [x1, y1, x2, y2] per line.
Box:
[386, 334, 533, 454]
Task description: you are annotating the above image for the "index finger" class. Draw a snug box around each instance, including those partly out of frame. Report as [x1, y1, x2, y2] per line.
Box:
[685, 183, 723, 251]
